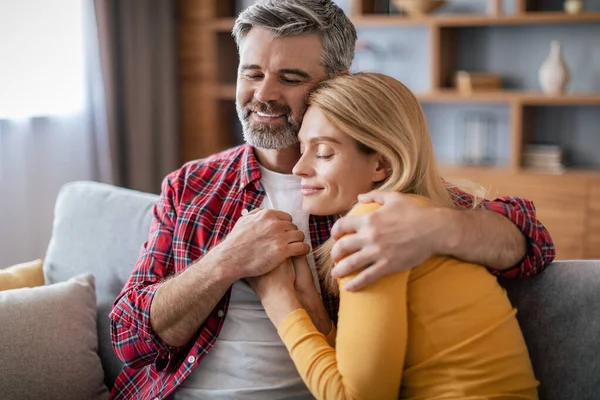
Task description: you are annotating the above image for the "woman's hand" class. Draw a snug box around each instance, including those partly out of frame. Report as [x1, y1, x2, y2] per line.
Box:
[292, 255, 319, 298]
[247, 259, 302, 327]
[292, 256, 333, 336]
[247, 258, 296, 300]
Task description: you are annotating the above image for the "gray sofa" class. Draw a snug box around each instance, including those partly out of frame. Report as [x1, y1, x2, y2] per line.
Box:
[43, 181, 600, 399]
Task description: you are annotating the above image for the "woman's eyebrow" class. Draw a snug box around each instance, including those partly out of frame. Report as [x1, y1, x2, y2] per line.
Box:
[309, 136, 340, 144]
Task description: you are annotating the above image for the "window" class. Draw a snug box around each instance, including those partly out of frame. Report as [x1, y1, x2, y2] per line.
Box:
[0, 0, 86, 119]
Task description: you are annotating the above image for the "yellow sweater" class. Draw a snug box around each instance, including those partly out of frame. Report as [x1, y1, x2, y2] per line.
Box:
[278, 202, 539, 400]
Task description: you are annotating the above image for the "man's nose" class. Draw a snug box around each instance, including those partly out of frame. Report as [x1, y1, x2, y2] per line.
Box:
[254, 78, 282, 103]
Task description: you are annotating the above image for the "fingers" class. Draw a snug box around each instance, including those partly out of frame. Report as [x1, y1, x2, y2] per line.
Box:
[357, 190, 402, 205]
[285, 229, 306, 244]
[288, 242, 311, 257]
[344, 260, 387, 292]
[279, 221, 301, 232]
[330, 248, 374, 279]
[261, 209, 294, 221]
[330, 215, 361, 240]
[330, 234, 363, 264]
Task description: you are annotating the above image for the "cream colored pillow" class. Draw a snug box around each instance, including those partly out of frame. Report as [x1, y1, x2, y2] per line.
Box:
[0, 259, 44, 291]
[0, 273, 110, 399]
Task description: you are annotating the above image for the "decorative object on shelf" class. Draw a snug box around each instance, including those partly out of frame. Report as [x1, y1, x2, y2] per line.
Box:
[523, 144, 566, 174]
[391, 0, 447, 16]
[459, 112, 498, 166]
[455, 71, 502, 94]
[487, 0, 503, 15]
[538, 40, 571, 95]
[564, 0, 584, 14]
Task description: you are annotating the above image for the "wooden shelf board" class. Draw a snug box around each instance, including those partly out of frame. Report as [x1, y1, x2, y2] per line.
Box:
[520, 168, 600, 178]
[519, 93, 600, 105]
[440, 165, 600, 178]
[352, 12, 600, 27]
[210, 18, 236, 32]
[214, 84, 236, 99]
[418, 90, 600, 105]
[351, 15, 430, 26]
[209, 12, 600, 32]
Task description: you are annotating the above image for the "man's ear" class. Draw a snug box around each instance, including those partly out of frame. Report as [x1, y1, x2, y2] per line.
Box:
[339, 69, 350, 76]
[372, 155, 391, 183]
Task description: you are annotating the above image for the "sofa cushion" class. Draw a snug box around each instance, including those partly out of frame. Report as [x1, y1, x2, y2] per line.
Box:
[43, 181, 158, 389]
[0, 273, 109, 400]
[0, 259, 44, 291]
[501, 260, 600, 400]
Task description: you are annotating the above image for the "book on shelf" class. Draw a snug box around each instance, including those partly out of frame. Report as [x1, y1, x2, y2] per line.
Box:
[523, 144, 566, 174]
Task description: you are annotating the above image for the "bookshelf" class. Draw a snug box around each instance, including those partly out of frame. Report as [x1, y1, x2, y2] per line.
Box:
[176, 0, 600, 260]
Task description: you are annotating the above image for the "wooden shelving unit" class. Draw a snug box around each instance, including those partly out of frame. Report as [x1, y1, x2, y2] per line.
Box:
[207, 11, 600, 31]
[353, 11, 600, 27]
[176, 0, 600, 260]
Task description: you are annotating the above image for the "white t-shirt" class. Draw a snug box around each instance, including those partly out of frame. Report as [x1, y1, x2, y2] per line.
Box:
[174, 166, 320, 400]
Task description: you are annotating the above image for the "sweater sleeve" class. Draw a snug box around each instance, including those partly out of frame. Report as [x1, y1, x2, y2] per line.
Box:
[278, 203, 410, 400]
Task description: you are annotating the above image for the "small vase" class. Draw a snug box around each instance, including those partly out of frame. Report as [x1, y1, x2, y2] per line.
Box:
[564, 0, 583, 14]
[538, 41, 571, 95]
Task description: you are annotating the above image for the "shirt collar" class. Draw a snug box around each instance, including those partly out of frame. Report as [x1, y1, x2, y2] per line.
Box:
[239, 144, 262, 190]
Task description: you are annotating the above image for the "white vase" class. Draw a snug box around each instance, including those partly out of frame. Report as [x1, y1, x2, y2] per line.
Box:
[564, 0, 583, 14]
[538, 40, 571, 95]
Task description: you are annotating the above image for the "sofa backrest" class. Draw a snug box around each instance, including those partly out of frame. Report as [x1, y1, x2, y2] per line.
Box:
[44, 181, 600, 398]
[44, 181, 158, 389]
[501, 261, 600, 399]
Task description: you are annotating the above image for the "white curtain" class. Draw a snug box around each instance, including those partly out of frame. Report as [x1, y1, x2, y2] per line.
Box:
[0, 0, 111, 267]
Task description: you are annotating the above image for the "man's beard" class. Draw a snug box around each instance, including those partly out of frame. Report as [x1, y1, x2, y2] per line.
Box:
[236, 99, 302, 150]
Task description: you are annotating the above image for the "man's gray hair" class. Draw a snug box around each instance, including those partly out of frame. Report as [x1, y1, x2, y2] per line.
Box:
[232, 0, 357, 76]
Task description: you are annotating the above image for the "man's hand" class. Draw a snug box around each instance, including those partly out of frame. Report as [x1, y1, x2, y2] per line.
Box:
[330, 191, 450, 291]
[215, 208, 310, 282]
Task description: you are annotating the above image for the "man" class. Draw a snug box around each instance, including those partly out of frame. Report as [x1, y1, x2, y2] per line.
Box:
[109, 1, 554, 399]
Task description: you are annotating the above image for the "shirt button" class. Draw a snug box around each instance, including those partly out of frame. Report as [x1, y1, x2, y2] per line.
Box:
[217, 310, 225, 318]
[187, 355, 196, 364]
[241, 208, 249, 216]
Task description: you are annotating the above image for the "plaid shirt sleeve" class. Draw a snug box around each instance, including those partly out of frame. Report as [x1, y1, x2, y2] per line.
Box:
[109, 173, 184, 369]
[447, 185, 555, 279]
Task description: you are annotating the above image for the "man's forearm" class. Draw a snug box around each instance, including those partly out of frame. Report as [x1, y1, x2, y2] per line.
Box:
[150, 251, 236, 348]
[439, 208, 527, 270]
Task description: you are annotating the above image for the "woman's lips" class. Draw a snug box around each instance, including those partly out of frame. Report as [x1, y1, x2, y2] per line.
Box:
[301, 186, 323, 196]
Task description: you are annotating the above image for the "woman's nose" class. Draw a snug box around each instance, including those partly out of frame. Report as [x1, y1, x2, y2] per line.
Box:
[293, 153, 312, 177]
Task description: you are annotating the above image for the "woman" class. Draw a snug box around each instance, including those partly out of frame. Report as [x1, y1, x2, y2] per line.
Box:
[250, 73, 538, 399]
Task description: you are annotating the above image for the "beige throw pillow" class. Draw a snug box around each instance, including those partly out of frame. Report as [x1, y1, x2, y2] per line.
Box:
[0, 273, 109, 400]
[0, 259, 44, 291]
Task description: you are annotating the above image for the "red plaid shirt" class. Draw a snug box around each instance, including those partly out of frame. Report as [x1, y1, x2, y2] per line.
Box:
[109, 144, 554, 400]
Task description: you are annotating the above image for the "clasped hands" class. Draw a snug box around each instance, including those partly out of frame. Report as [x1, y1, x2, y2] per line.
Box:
[225, 190, 448, 297]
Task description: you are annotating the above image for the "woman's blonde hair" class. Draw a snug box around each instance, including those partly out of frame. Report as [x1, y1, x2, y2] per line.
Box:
[308, 72, 475, 294]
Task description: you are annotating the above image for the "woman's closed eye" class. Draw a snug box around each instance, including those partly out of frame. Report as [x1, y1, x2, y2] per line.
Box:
[316, 153, 334, 160]
[316, 144, 335, 159]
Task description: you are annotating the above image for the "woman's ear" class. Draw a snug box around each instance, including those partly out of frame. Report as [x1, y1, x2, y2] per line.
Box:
[372, 155, 391, 183]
